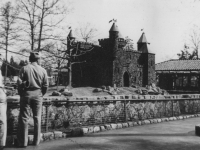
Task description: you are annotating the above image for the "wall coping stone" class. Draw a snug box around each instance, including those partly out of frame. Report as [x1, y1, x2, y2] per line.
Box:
[132, 95, 139, 99]
[7, 94, 200, 103]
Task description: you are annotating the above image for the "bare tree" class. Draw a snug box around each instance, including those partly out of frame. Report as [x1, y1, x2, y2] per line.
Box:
[17, 0, 71, 52]
[0, 1, 20, 82]
[190, 27, 200, 59]
[41, 42, 68, 89]
[123, 36, 134, 51]
[42, 31, 96, 88]
[66, 40, 95, 87]
[75, 22, 98, 43]
[177, 26, 200, 60]
[177, 44, 191, 60]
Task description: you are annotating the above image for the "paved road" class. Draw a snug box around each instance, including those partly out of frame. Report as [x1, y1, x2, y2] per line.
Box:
[5, 117, 200, 150]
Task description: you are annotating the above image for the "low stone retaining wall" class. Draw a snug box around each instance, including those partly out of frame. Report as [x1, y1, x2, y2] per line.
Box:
[6, 114, 200, 146]
[6, 94, 200, 138]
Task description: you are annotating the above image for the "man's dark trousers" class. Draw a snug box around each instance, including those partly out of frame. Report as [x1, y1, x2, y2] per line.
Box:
[17, 90, 43, 146]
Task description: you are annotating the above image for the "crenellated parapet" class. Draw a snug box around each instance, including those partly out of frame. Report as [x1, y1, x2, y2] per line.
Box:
[98, 38, 109, 49]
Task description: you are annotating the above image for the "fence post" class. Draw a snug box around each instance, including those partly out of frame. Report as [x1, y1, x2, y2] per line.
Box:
[193, 100, 195, 114]
[45, 104, 49, 132]
[124, 100, 127, 122]
[172, 100, 174, 117]
[164, 101, 167, 117]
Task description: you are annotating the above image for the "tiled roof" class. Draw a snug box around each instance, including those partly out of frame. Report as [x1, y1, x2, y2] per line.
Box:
[155, 59, 200, 71]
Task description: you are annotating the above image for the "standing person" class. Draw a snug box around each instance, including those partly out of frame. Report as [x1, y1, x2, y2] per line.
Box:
[17, 52, 48, 147]
[0, 71, 7, 150]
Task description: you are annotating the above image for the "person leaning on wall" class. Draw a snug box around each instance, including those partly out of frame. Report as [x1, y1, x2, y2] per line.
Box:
[0, 71, 7, 150]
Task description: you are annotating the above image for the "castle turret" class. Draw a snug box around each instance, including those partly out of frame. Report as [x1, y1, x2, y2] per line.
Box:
[137, 32, 155, 86]
[109, 23, 119, 59]
[67, 29, 76, 50]
[137, 32, 149, 53]
[68, 30, 75, 40]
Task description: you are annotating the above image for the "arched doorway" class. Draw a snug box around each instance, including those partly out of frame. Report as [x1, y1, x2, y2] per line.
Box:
[123, 72, 129, 87]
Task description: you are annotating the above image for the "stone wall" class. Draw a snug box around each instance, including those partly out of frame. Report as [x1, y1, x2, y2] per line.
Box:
[113, 51, 143, 87]
[7, 94, 200, 135]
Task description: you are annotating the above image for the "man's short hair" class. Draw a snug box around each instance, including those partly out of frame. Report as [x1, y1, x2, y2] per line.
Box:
[29, 52, 40, 62]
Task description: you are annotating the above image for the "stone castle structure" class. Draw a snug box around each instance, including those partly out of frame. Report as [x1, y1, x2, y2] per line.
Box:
[69, 23, 156, 87]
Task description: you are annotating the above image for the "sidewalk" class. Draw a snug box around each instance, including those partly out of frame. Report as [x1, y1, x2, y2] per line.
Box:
[5, 117, 200, 150]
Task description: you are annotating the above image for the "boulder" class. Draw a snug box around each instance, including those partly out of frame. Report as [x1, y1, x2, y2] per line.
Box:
[52, 91, 61, 96]
[62, 91, 73, 96]
[93, 88, 102, 93]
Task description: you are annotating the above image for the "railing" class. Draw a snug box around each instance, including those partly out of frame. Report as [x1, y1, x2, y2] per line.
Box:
[7, 95, 200, 135]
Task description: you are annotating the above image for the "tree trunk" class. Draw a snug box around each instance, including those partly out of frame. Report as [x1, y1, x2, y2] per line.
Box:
[4, 18, 9, 83]
[68, 62, 72, 88]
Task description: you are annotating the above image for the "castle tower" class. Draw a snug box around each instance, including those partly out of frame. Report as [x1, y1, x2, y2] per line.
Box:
[68, 30, 75, 40]
[67, 29, 76, 50]
[137, 32, 149, 53]
[109, 23, 119, 59]
[137, 32, 156, 86]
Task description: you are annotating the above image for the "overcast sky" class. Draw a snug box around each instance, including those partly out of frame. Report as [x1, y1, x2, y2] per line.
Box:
[66, 0, 200, 63]
[1, 0, 200, 63]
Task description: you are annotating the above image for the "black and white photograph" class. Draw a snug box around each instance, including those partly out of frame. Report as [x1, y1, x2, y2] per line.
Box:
[0, 0, 200, 150]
